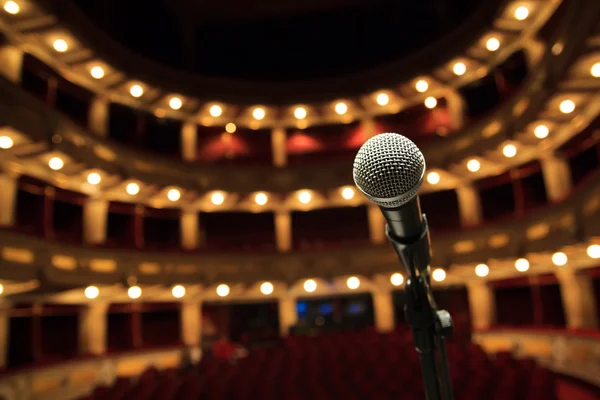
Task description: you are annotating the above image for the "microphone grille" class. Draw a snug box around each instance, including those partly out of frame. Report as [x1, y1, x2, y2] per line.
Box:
[353, 133, 425, 208]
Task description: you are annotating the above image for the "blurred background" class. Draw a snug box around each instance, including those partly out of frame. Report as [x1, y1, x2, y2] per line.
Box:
[0, 0, 599, 399]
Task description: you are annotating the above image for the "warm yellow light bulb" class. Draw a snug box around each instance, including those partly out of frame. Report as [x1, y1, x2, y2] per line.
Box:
[128, 286, 142, 299]
[3, 1, 20, 14]
[390, 273, 404, 286]
[486, 37, 500, 52]
[335, 102, 348, 115]
[425, 97, 437, 109]
[172, 285, 186, 299]
[130, 84, 144, 98]
[376, 93, 389, 106]
[432, 268, 446, 282]
[453, 62, 466, 76]
[347, 276, 360, 290]
[260, 282, 274, 295]
[254, 192, 268, 206]
[294, 107, 307, 120]
[514, 6, 529, 20]
[85, 286, 99, 299]
[87, 172, 101, 185]
[591, 62, 600, 78]
[126, 182, 140, 195]
[304, 279, 317, 293]
[53, 39, 68, 53]
[169, 97, 183, 110]
[415, 80, 429, 93]
[211, 192, 225, 205]
[216, 284, 230, 297]
[515, 258, 530, 272]
[552, 252, 568, 266]
[503, 144, 517, 158]
[209, 105, 222, 117]
[475, 264, 489, 277]
[586, 244, 600, 259]
[426, 172, 440, 185]
[48, 157, 64, 171]
[467, 159, 481, 172]
[0, 136, 13, 149]
[534, 124, 549, 139]
[298, 191, 312, 204]
[253, 107, 265, 120]
[341, 187, 355, 200]
[90, 66, 105, 79]
[167, 188, 181, 202]
[559, 100, 575, 114]
[225, 123, 236, 133]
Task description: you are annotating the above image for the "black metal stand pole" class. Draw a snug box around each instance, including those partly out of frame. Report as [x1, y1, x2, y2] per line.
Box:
[386, 217, 454, 400]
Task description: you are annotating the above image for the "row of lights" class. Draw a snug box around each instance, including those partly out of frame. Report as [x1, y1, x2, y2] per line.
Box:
[471, 245, 600, 277]
[95, 69, 599, 120]
[20, 152, 357, 205]
[6, 1, 598, 100]
[61, 244, 600, 300]
[1, 139, 360, 203]
[82, 273, 407, 300]
[0, 92, 582, 195]
[0, 130, 574, 194]
[423, 102, 578, 184]
[4, 1, 559, 122]
[7, 4, 596, 128]
[80, 244, 600, 299]
[2, 2, 533, 28]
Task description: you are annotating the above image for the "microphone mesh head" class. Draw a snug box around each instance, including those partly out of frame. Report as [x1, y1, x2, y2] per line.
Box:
[353, 133, 425, 208]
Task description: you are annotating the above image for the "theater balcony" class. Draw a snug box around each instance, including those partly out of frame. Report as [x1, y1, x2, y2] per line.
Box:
[0, 0, 599, 399]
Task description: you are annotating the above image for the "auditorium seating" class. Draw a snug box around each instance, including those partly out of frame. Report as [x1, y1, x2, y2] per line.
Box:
[80, 329, 558, 400]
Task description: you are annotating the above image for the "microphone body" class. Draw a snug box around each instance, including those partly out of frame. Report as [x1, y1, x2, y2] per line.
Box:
[381, 196, 423, 243]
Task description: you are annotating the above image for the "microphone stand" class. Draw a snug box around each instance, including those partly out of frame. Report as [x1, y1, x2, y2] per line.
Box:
[386, 216, 454, 400]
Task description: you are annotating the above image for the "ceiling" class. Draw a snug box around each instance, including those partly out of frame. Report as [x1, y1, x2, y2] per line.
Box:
[69, 0, 495, 82]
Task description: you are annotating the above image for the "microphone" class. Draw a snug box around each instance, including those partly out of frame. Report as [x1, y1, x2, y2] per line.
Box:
[353, 132, 431, 275]
[353, 132, 454, 400]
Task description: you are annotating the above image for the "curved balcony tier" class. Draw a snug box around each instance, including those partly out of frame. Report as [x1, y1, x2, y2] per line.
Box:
[0, 0, 568, 129]
[0, 5, 598, 202]
[0, 167, 598, 289]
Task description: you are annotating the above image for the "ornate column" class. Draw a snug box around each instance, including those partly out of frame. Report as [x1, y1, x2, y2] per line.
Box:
[131, 303, 143, 349]
[367, 204, 386, 244]
[275, 210, 292, 252]
[372, 290, 395, 333]
[444, 90, 466, 131]
[88, 97, 110, 137]
[467, 281, 496, 330]
[361, 118, 376, 138]
[0, 172, 18, 227]
[79, 303, 109, 355]
[180, 209, 199, 250]
[0, 303, 10, 368]
[456, 184, 483, 227]
[134, 205, 144, 249]
[181, 122, 197, 162]
[31, 303, 42, 361]
[556, 268, 598, 329]
[83, 198, 109, 245]
[271, 127, 287, 167]
[180, 301, 202, 347]
[521, 38, 545, 71]
[0, 44, 24, 84]
[43, 186, 55, 239]
[541, 154, 572, 202]
[278, 296, 297, 337]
